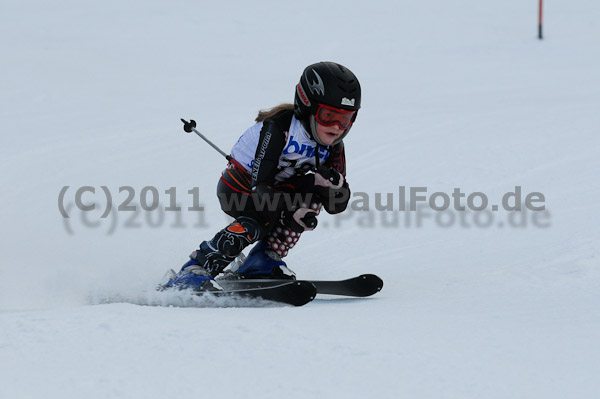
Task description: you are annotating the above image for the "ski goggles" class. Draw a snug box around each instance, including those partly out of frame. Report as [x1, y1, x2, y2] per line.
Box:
[315, 104, 356, 129]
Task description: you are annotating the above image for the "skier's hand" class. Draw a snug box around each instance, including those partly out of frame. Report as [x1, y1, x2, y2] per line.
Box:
[282, 207, 318, 233]
[314, 166, 344, 193]
[314, 166, 350, 214]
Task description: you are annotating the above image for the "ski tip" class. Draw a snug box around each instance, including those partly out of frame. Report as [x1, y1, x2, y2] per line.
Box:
[290, 281, 317, 306]
[357, 274, 384, 296]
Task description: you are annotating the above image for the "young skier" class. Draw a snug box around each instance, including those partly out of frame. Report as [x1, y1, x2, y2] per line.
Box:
[167, 61, 361, 290]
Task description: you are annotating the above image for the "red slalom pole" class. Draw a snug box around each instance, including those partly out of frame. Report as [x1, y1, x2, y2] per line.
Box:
[538, 0, 544, 39]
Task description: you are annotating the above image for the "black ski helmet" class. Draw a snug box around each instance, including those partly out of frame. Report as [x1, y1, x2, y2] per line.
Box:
[294, 61, 361, 146]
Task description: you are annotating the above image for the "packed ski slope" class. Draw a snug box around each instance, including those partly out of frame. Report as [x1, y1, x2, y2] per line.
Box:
[1, 1, 599, 398]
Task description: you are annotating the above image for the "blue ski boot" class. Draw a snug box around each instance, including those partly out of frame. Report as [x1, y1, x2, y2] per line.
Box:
[164, 242, 230, 291]
[166, 217, 264, 288]
[235, 240, 296, 280]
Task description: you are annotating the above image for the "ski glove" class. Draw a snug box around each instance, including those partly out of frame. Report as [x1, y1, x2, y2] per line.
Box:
[314, 166, 350, 214]
[282, 207, 318, 233]
[314, 166, 343, 190]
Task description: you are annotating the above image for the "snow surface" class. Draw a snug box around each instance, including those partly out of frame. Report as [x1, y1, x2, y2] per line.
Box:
[1, 0, 600, 398]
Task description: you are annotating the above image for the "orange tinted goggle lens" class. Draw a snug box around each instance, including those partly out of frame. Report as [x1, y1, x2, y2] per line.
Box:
[315, 104, 356, 129]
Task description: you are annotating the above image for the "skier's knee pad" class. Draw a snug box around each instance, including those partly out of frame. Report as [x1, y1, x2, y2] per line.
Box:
[237, 216, 265, 241]
[210, 216, 264, 257]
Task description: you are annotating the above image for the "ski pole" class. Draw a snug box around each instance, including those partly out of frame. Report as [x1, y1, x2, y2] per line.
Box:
[180, 118, 245, 170]
[538, 0, 543, 40]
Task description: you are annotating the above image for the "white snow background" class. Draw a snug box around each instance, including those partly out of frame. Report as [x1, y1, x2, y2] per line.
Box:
[1, 0, 599, 398]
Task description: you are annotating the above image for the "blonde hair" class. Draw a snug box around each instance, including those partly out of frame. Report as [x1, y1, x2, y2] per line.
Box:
[255, 103, 294, 122]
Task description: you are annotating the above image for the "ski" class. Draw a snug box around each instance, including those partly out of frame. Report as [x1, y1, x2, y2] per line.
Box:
[217, 274, 383, 298]
[209, 280, 317, 306]
[158, 277, 316, 307]
[309, 274, 383, 297]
